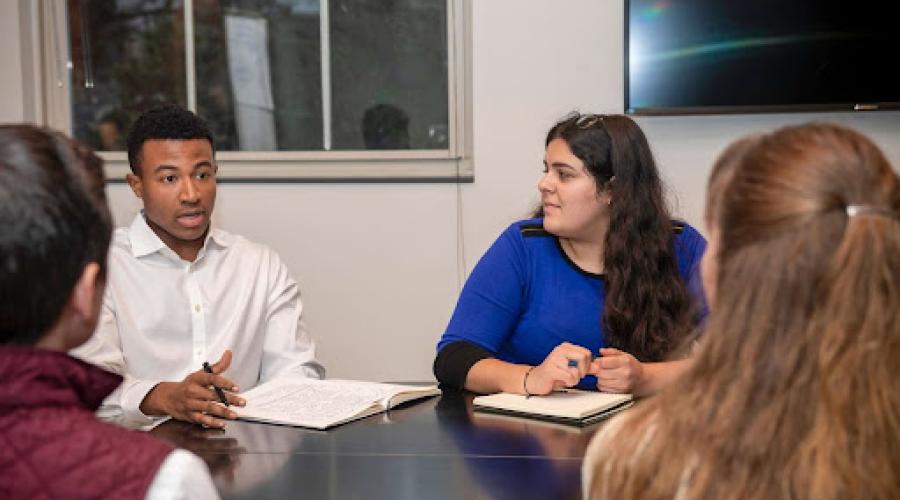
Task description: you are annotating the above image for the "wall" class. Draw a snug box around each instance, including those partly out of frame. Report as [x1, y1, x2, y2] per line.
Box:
[3, 1, 899, 382]
[0, 2, 25, 122]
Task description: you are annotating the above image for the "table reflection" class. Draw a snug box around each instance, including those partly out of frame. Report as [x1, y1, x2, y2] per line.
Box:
[146, 388, 608, 500]
[151, 419, 300, 494]
[434, 390, 601, 500]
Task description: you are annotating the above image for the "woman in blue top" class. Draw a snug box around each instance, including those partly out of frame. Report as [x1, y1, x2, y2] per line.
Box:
[434, 113, 707, 396]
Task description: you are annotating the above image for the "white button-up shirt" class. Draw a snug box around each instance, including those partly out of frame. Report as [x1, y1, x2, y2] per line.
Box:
[72, 214, 325, 425]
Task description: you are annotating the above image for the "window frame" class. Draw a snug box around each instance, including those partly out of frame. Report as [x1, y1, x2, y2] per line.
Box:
[32, 0, 472, 182]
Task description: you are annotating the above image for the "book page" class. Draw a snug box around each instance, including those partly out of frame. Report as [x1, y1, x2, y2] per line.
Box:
[237, 379, 439, 429]
[473, 390, 632, 419]
[239, 379, 382, 428]
[377, 383, 441, 408]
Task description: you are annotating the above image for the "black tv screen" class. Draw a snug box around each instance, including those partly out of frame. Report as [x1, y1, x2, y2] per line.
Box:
[626, 0, 900, 114]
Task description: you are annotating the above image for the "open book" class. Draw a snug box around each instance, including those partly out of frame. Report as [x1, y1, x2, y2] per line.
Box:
[235, 378, 440, 430]
[473, 389, 633, 426]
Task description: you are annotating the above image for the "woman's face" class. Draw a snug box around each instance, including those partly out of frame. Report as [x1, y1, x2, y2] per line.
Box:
[700, 223, 720, 309]
[538, 138, 610, 240]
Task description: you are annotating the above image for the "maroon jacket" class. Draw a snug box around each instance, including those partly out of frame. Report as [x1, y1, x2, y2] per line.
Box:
[0, 346, 174, 499]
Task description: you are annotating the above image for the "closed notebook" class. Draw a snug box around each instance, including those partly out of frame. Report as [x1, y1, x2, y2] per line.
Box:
[472, 389, 633, 426]
[235, 378, 440, 430]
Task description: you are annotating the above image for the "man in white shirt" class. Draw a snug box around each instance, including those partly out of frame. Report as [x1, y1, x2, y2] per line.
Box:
[72, 105, 324, 429]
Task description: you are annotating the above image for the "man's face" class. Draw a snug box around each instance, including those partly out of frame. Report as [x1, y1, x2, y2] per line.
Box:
[127, 139, 217, 253]
[97, 121, 121, 150]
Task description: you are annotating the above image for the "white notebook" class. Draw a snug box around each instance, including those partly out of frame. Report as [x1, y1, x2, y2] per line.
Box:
[235, 378, 440, 430]
[473, 389, 633, 426]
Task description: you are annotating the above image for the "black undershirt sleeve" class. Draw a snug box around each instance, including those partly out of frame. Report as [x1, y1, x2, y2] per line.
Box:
[433, 340, 494, 389]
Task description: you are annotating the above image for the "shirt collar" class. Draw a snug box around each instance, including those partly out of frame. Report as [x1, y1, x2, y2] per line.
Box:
[128, 212, 232, 260]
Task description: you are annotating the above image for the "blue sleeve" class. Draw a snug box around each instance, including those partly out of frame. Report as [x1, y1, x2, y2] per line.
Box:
[437, 224, 528, 354]
[676, 224, 709, 323]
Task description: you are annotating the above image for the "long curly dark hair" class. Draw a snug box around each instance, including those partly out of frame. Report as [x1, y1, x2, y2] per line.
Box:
[538, 113, 695, 361]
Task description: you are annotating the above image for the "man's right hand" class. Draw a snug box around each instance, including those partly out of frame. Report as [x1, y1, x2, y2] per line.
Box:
[140, 350, 246, 428]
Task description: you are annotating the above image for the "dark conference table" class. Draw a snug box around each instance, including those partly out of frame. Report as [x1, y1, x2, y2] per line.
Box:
[150, 387, 605, 500]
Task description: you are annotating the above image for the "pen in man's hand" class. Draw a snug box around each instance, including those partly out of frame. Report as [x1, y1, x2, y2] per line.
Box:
[202, 361, 230, 407]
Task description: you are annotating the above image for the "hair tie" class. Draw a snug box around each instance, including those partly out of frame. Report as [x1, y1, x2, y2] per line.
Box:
[846, 204, 900, 220]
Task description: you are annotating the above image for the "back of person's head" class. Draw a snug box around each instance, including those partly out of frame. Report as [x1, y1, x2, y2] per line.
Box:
[126, 105, 215, 175]
[0, 125, 113, 346]
[362, 104, 410, 149]
[589, 123, 900, 500]
[545, 113, 694, 362]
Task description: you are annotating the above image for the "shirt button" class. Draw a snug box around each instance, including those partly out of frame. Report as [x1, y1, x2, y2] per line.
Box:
[194, 304, 201, 313]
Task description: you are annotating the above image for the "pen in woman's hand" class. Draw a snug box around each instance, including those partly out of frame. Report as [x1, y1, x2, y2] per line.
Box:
[203, 361, 230, 407]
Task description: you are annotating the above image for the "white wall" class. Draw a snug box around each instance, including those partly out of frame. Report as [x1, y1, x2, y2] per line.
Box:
[641, 112, 900, 228]
[4, 1, 900, 382]
[0, 1, 25, 122]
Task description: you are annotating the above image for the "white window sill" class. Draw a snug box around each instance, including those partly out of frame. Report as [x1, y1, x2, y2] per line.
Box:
[99, 151, 473, 182]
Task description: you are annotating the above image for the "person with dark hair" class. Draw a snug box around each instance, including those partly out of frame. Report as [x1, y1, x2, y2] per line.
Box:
[96, 108, 131, 150]
[0, 125, 219, 499]
[434, 113, 706, 396]
[584, 123, 900, 500]
[362, 103, 410, 149]
[72, 105, 324, 429]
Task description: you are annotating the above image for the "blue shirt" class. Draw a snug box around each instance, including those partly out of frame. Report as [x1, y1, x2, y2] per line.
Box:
[437, 218, 707, 390]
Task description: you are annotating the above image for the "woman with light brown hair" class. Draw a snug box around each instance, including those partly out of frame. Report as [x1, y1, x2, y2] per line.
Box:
[582, 123, 900, 500]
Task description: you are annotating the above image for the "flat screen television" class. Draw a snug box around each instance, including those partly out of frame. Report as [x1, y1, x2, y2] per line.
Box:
[626, 0, 900, 115]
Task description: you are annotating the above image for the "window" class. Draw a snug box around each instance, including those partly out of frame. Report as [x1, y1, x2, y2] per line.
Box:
[38, 0, 471, 180]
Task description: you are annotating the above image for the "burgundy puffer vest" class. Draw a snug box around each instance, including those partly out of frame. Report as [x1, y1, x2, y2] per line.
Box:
[0, 346, 174, 499]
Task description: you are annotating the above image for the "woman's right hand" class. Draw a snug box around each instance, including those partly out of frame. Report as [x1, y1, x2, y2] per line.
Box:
[524, 342, 594, 396]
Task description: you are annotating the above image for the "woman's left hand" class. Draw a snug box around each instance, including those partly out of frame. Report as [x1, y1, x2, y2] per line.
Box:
[590, 347, 644, 393]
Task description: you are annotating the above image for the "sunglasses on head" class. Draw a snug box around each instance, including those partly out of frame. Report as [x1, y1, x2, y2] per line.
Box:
[575, 114, 604, 129]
